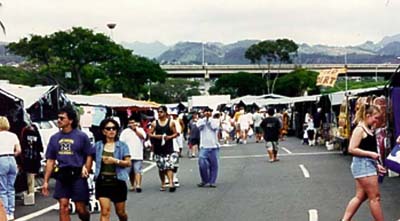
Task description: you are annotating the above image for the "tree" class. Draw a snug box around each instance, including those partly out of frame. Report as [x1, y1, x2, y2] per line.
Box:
[8, 27, 124, 93]
[7, 27, 167, 96]
[245, 40, 276, 94]
[271, 39, 298, 93]
[100, 51, 167, 99]
[209, 72, 267, 98]
[274, 68, 319, 97]
[245, 39, 298, 94]
[0, 66, 41, 86]
[150, 78, 201, 103]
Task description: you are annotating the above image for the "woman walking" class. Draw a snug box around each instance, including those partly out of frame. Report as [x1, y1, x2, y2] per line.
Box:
[341, 104, 386, 221]
[93, 118, 131, 221]
[0, 116, 21, 221]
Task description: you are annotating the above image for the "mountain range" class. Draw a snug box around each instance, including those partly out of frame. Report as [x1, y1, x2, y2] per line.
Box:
[2, 34, 400, 65]
[121, 34, 400, 65]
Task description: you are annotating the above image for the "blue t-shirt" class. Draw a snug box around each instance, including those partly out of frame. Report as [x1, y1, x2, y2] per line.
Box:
[45, 129, 92, 168]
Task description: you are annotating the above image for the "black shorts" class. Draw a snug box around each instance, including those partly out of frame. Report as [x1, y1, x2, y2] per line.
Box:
[189, 138, 200, 146]
[95, 179, 127, 203]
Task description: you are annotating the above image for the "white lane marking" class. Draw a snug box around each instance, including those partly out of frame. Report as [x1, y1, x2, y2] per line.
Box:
[17, 161, 157, 221]
[299, 164, 310, 178]
[281, 147, 292, 154]
[220, 144, 237, 147]
[220, 151, 341, 159]
[143, 161, 157, 173]
[14, 204, 58, 221]
[308, 209, 318, 221]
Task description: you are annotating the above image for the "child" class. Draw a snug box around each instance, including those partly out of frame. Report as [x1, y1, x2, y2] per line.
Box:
[302, 123, 309, 145]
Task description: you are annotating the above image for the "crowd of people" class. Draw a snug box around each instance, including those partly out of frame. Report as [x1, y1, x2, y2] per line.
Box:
[0, 101, 395, 221]
[0, 104, 289, 221]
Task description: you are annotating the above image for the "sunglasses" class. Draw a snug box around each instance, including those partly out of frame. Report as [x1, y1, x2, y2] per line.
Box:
[58, 116, 66, 120]
[104, 126, 117, 131]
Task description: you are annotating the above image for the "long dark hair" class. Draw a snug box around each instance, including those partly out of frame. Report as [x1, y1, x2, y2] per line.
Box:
[99, 118, 120, 144]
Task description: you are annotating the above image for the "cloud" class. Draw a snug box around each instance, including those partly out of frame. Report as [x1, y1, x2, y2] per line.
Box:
[1, 0, 399, 46]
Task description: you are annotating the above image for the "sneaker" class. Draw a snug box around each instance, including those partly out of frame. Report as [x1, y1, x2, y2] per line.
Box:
[174, 181, 180, 187]
[209, 184, 217, 188]
[197, 183, 207, 187]
[7, 214, 14, 221]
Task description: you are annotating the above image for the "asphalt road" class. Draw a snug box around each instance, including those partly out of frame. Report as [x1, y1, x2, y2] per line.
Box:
[14, 136, 400, 221]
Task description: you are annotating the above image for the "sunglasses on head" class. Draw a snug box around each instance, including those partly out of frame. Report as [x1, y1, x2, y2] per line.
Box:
[104, 126, 117, 131]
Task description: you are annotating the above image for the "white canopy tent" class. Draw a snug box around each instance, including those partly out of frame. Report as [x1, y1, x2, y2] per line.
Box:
[0, 83, 57, 109]
[188, 95, 231, 110]
[66, 94, 159, 109]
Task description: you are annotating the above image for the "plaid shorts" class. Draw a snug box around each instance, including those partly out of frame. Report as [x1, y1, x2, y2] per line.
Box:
[154, 153, 179, 171]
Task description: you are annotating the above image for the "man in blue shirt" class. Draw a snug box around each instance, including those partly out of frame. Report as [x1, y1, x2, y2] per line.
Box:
[42, 106, 93, 221]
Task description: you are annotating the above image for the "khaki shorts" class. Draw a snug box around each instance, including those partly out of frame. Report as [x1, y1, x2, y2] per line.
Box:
[266, 141, 279, 151]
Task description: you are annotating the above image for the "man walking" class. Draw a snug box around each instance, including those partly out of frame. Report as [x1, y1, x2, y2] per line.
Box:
[120, 116, 146, 192]
[197, 107, 220, 188]
[42, 106, 93, 221]
[148, 106, 178, 192]
[260, 108, 282, 162]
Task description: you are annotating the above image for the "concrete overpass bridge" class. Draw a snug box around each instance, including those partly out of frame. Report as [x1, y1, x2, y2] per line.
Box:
[161, 63, 399, 79]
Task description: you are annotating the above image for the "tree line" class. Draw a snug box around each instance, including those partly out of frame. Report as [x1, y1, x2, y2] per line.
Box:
[2, 26, 376, 103]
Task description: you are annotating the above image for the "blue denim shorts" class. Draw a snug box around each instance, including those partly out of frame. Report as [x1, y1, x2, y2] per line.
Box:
[130, 160, 143, 174]
[351, 156, 378, 179]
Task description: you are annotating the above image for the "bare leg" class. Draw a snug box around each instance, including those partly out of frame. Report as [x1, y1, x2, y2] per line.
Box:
[135, 173, 142, 189]
[267, 149, 274, 162]
[360, 176, 384, 221]
[75, 201, 90, 221]
[342, 179, 367, 221]
[58, 198, 71, 221]
[0, 199, 7, 221]
[158, 170, 166, 190]
[99, 197, 111, 221]
[115, 201, 128, 221]
[129, 171, 135, 190]
[192, 144, 198, 156]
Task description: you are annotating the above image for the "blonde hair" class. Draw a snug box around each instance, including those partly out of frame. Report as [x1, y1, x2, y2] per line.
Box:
[353, 104, 381, 124]
[0, 116, 10, 131]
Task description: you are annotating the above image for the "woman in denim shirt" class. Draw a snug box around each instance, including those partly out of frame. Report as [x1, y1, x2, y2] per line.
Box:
[93, 118, 131, 221]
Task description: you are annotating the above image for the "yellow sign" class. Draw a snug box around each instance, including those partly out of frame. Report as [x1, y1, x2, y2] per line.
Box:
[316, 68, 347, 87]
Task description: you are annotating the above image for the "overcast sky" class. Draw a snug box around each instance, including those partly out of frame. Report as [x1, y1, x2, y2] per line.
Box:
[1, 0, 399, 46]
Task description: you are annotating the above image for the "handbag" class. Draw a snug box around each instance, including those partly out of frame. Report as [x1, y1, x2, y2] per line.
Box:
[385, 144, 400, 173]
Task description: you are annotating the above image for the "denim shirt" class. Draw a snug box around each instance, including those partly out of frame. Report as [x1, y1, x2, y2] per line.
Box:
[93, 140, 130, 181]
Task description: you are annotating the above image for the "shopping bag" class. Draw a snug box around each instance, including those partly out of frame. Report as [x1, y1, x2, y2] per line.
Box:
[14, 171, 28, 193]
[385, 144, 400, 173]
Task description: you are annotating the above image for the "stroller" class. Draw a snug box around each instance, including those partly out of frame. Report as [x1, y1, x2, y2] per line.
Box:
[68, 164, 100, 214]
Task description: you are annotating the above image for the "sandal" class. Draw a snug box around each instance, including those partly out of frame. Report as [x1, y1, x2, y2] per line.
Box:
[160, 186, 166, 191]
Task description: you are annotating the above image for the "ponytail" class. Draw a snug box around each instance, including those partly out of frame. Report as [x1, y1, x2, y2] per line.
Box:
[353, 103, 380, 124]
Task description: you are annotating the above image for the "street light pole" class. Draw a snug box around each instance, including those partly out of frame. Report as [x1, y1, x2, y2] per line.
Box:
[106, 23, 116, 40]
